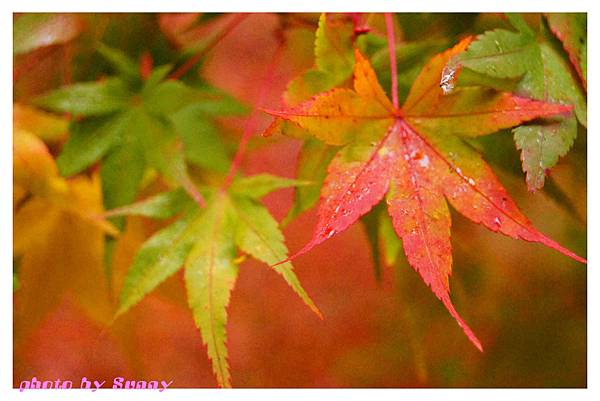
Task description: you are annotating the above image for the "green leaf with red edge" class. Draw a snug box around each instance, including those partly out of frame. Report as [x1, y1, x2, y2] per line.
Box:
[453, 14, 586, 190]
[545, 13, 587, 89]
[263, 42, 586, 351]
[284, 13, 355, 107]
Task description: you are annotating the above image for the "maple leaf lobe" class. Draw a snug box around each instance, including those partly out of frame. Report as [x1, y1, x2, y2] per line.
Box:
[266, 40, 585, 351]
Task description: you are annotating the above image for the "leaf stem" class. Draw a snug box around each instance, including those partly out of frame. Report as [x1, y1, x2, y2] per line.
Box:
[221, 36, 286, 190]
[168, 13, 248, 81]
[385, 13, 399, 110]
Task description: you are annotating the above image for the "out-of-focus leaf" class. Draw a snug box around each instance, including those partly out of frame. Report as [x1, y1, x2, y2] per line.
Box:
[130, 109, 204, 208]
[546, 13, 586, 88]
[361, 202, 385, 282]
[159, 13, 240, 55]
[13, 103, 68, 142]
[360, 190, 403, 274]
[283, 138, 338, 224]
[97, 43, 140, 82]
[14, 198, 62, 257]
[142, 64, 174, 93]
[34, 78, 131, 117]
[14, 129, 117, 236]
[14, 129, 65, 199]
[396, 13, 478, 42]
[143, 80, 246, 117]
[158, 13, 201, 44]
[170, 105, 230, 172]
[13, 13, 83, 55]
[100, 131, 145, 212]
[57, 114, 126, 176]
[229, 173, 309, 199]
[37, 62, 234, 222]
[14, 175, 114, 340]
[105, 188, 194, 220]
[379, 208, 402, 267]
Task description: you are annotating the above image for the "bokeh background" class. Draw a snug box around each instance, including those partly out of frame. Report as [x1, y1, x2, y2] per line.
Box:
[13, 13, 586, 387]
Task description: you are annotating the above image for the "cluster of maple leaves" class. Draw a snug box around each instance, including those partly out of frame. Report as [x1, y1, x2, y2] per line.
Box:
[13, 13, 586, 387]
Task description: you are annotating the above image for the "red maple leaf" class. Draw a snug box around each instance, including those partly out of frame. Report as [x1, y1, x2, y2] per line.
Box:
[264, 38, 585, 351]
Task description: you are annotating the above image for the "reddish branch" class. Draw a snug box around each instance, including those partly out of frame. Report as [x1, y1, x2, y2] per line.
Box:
[139, 51, 153, 80]
[385, 13, 399, 110]
[221, 37, 287, 190]
[168, 13, 248, 81]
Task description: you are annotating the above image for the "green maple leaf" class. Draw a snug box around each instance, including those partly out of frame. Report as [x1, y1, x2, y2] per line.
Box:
[454, 13, 587, 191]
[545, 13, 587, 89]
[34, 44, 247, 216]
[110, 174, 320, 388]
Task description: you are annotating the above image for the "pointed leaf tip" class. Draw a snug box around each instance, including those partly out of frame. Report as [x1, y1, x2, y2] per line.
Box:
[537, 233, 587, 264]
[232, 196, 322, 319]
[441, 297, 483, 352]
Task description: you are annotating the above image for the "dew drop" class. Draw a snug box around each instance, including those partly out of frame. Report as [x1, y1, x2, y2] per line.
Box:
[493, 217, 502, 227]
[440, 63, 458, 95]
[468, 178, 475, 185]
[378, 147, 390, 157]
[418, 155, 430, 168]
[324, 227, 336, 239]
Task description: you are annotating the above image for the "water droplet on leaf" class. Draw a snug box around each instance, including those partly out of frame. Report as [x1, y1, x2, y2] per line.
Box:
[324, 227, 336, 239]
[440, 60, 459, 95]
